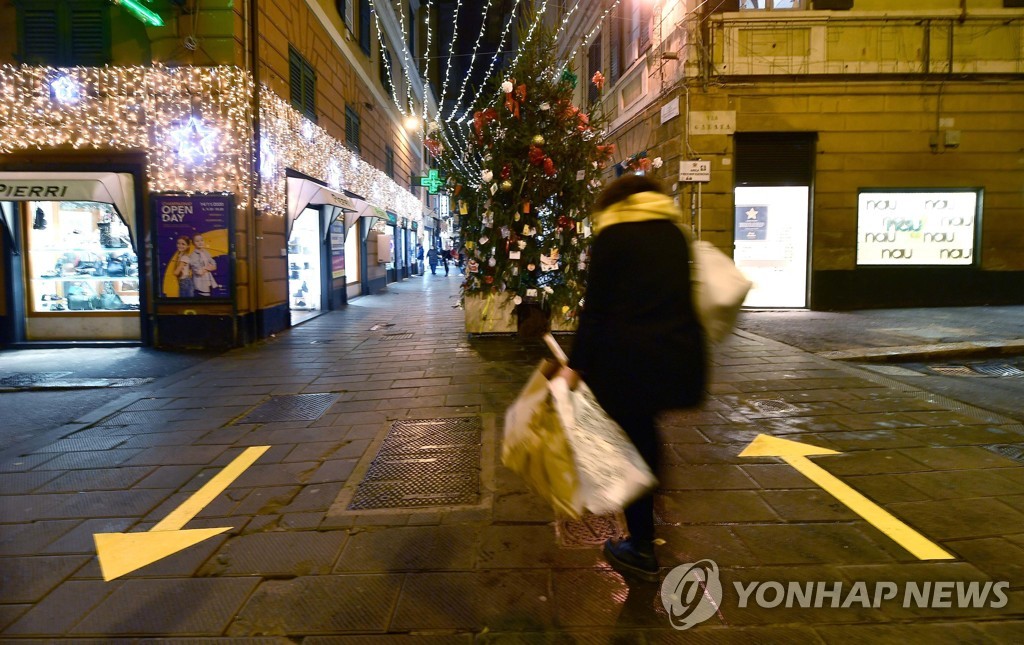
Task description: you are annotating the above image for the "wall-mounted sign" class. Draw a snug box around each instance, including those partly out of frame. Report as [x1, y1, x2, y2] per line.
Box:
[688, 111, 736, 135]
[660, 98, 680, 124]
[679, 160, 711, 183]
[856, 190, 979, 266]
[735, 205, 768, 241]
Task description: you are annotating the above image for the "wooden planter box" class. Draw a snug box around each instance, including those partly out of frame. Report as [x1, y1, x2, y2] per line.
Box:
[464, 293, 578, 335]
[464, 293, 517, 334]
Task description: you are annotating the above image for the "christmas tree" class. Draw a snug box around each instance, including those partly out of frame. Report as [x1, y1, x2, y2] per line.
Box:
[430, 28, 614, 330]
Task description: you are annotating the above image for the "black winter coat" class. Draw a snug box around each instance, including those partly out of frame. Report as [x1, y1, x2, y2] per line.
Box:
[569, 220, 706, 414]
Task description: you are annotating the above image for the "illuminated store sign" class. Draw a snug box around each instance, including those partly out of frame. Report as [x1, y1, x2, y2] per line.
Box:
[857, 191, 979, 266]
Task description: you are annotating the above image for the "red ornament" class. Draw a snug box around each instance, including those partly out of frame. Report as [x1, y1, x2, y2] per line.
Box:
[558, 215, 574, 230]
[543, 157, 556, 177]
[528, 144, 545, 166]
[591, 71, 605, 91]
[500, 164, 511, 179]
[485, 275, 494, 284]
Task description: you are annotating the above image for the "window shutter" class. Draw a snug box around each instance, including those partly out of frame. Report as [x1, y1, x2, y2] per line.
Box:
[587, 36, 601, 106]
[638, 3, 651, 54]
[69, 7, 108, 65]
[21, 9, 60, 64]
[302, 61, 316, 119]
[289, 49, 303, 109]
[359, 0, 371, 54]
[609, 5, 622, 84]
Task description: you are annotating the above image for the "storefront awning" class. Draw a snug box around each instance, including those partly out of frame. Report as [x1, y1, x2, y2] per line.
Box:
[343, 198, 386, 236]
[286, 177, 357, 241]
[0, 172, 137, 245]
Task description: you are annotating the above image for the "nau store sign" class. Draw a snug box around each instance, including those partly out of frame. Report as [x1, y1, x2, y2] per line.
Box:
[857, 190, 980, 266]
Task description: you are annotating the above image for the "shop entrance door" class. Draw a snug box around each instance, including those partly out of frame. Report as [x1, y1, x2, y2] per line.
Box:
[288, 207, 324, 326]
[733, 187, 810, 307]
[733, 132, 815, 308]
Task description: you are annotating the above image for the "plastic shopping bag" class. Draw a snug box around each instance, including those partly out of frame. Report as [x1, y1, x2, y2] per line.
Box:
[502, 358, 583, 517]
[548, 377, 658, 516]
[502, 335, 657, 518]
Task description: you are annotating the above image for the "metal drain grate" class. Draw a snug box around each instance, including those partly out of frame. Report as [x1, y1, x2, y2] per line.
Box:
[556, 513, 624, 548]
[971, 364, 1024, 378]
[379, 332, 413, 341]
[348, 417, 481, 510]
[929, 365, 982, 377]
[98, 409, 180, 427]
[0, 372, 73, 387]
[235, 393, 339, 424]
[750, 399, 800, 414]
[984, 444, 1024, 464]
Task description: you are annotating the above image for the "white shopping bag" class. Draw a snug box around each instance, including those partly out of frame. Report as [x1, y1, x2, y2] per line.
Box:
[690, 240, 752, 344]
[543, 335, 658, 515]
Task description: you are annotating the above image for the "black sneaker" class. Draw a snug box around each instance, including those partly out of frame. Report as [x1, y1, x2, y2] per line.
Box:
[603, 538, 659, 583]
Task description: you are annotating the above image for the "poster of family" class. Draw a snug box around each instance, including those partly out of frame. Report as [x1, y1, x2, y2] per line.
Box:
[154, 194, 232, 300]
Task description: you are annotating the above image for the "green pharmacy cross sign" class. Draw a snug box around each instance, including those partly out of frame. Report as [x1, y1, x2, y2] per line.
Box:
[417, 169, 445, 194]
[113, 0, 164, 27]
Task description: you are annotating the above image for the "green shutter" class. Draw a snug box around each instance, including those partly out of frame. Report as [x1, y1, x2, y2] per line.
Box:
[302, 61, 316, 119]
[289, 48, 304, 110]
[69, 7, 109, 65]
[21, 9, 60, 64]
[609, 6, 621, 84]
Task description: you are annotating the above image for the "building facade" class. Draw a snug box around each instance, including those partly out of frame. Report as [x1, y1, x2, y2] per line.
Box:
[0, 0, 436, 348]
[553, 0, 1024, 309]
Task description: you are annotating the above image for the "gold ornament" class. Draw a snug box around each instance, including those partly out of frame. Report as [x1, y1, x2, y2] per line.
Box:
[500, 179, 513, 192]
[531, 134, 545, 146]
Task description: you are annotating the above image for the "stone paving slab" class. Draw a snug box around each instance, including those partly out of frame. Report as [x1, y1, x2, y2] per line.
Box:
[2, 277, 1024, 640]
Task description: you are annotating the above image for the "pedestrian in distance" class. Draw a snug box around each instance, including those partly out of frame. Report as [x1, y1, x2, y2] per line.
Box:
[427, 246, 438, 275]
[416, 242, 424, 274]
[557, 174, 707, 583]
[442, 249, 450, 276]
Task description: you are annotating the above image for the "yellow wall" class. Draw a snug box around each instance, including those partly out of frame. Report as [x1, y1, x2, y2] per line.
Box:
[683, 81, 1024, 271]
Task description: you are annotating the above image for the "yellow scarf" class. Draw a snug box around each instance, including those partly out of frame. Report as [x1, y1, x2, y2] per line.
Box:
[591, 191, 686, 235]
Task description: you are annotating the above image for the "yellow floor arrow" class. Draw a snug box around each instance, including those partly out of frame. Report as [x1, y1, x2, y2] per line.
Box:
[739, 434, 953, 561]
[94, 445, 270, 581]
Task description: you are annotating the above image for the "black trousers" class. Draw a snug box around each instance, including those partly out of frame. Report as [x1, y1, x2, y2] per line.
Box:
[599, 397, 659, 546]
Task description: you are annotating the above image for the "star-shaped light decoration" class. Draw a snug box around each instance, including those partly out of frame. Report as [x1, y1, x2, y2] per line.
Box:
[746, 207, 760, 220]
[259, 138, 277, 180]
[301, 119, 315, 141]
[50, 75, 82, 104]
[327, 158, 342, 190]
[170, 116, 218, 165]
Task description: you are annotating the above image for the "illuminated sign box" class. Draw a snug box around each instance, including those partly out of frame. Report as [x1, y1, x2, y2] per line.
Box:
[856, 190, 980, 266]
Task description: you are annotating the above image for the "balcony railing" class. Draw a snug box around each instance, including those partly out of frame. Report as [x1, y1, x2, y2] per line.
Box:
[700, 10, 1024, 77]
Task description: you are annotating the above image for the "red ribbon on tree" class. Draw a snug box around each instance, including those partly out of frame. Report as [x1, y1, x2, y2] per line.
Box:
[472, 108, 498, 143]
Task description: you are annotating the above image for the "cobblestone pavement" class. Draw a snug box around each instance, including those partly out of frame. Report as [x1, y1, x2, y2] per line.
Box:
[2, 275, 1023, 642]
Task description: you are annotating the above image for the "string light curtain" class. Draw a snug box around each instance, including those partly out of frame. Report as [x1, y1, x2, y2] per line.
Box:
[0, 64, 421, 223]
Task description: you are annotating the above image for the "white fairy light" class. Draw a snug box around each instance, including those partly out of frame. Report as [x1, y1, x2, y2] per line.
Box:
[444, 0, 494, 121]
[450, 0, 522, 123]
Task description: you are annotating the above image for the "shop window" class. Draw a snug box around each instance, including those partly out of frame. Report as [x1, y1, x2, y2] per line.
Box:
[385, 145, 395, 179]
[345, 106, 361, 154]
[359, 0, 371, 55]
[17, 0, 110, 66]
[289, 47, 317, 122]
[741, 1, 805, 9]
[24, 201, 139, 313]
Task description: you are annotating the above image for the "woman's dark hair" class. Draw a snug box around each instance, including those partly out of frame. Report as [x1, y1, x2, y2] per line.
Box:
[594, 174, 669, 212]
